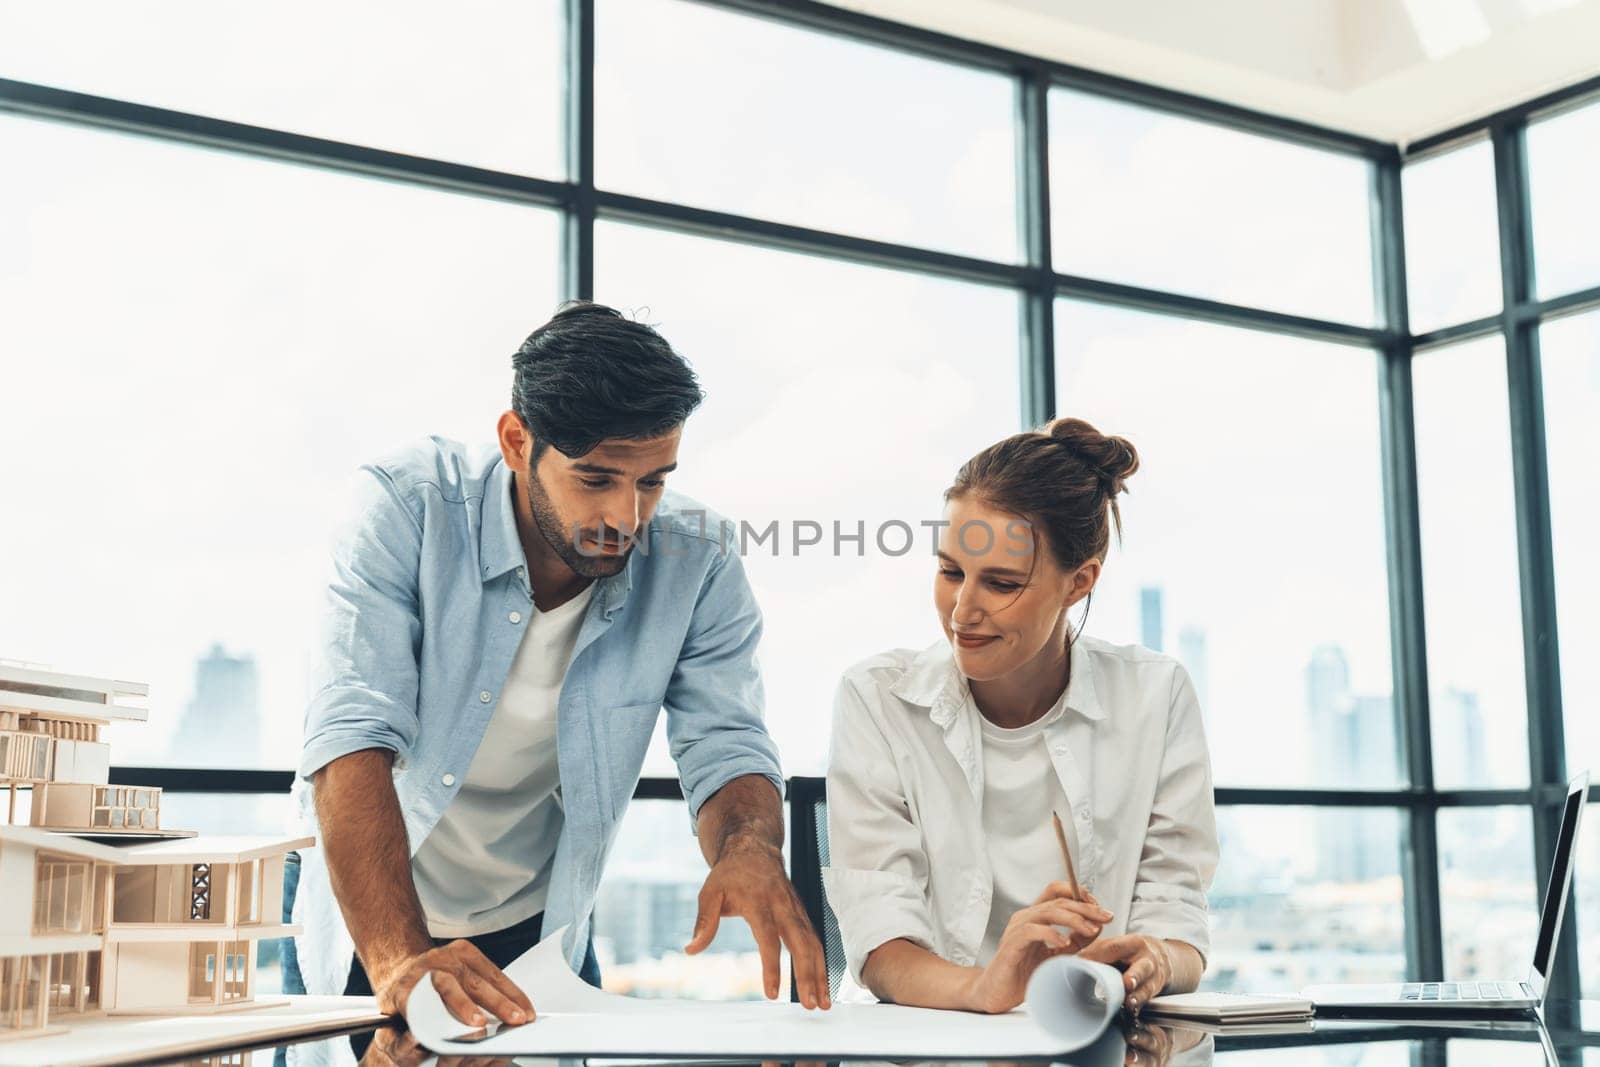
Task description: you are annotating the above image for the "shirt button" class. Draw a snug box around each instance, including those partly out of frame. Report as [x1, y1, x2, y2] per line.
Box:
[479, 690, 492, 703]
[441, 773, 456, 787]
[508, 611, 522, 624]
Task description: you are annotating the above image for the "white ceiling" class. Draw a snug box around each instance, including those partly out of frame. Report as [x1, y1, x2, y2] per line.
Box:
[822, 0, 1600, 146]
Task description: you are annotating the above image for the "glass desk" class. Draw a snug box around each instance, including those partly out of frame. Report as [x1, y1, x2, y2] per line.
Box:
[81, 1001, 1600, 1067]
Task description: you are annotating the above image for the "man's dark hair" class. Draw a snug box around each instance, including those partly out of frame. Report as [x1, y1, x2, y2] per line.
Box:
[511, 301, 704, 459]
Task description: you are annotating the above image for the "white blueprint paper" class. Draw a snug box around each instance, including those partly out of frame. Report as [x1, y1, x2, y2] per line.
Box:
[408, 926, 1126, 1059]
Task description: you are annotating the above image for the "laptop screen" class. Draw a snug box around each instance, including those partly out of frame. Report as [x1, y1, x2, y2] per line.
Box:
[1529, 775, 1589, 994]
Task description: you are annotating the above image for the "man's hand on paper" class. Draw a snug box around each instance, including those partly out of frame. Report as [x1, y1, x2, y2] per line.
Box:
[960, 893, 1113, 1014]
[687, 835, 832, 1009]
[359, 1022, 512, 1067]
[316, 751, 531, 1028]
[372, 939, 535, 1029]
[1078, 934, 1173, 1015]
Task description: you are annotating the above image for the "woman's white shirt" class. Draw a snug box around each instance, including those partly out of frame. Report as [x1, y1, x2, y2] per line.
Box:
[977, 693, 1073, 963]
[823, 633, 1217, 991]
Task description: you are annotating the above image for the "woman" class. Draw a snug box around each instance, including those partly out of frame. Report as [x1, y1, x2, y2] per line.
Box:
[824, 417, 1217, 1014]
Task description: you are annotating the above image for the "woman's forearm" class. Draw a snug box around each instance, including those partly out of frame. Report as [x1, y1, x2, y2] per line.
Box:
[861, 938, 982, 1010]
[1162, 939, 1205, 994]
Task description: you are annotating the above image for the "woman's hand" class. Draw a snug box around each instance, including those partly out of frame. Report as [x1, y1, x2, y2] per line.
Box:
[960, 896, 1113, 1014]
[1032, 882, 1100, 908]
[1078, 934, 1174, 1014]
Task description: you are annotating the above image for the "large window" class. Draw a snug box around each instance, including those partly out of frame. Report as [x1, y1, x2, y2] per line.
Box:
[1438, 807, 1537, 979]
[0, 112, 561, 769]
[1049, 90, 1376, 324]
[1398, 87, 1597, 1006]
[1401, 140, 1503, 334]
[1542, 310, 1600, 999]
[4, 0, 1596, 1009]
[0, 1, 566, 177]
[1209, 807, 1405, 992]
[596, 0, 1017, 260]
[595, 222, 1020, 777]
[1053, 302, 1394, 790]
[1526, 101, 1600, 300]
[1411, 337, 1528, 788]
[1539, 311, 1600, 780]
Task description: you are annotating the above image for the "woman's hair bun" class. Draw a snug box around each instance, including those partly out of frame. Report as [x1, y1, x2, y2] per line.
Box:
[947, 414, 1141, 568]
[1045, 417, 1140, 495]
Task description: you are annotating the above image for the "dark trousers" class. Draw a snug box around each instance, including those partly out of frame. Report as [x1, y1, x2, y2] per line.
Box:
[345, 907, 601, 1058]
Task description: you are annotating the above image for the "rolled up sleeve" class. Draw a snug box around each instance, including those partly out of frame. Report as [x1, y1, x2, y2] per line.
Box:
[1127, 664, 1218, 964]
[823, 673, 937, 988]
[665, 545, 784, 827]
[298, 465, 424, 780]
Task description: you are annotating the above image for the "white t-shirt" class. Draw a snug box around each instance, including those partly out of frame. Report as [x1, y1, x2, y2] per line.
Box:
[976, 690, 1078, 964]
[412, 582, 594, 938]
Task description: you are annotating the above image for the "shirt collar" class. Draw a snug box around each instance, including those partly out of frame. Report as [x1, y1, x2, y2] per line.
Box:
[890, 636, 1106, 724]
[479, 457, 527, 585]
[480, 456, 635, 617]
[1063, 637, 1105, 721]
[890, 641, 967, 727]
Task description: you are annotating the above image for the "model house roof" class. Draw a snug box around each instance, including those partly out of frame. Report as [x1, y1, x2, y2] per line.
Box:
[0, 823, 127, 862]
[117, 834, 314, 865]
[0, 662, 149, 725]
[0, 825, 312, 865]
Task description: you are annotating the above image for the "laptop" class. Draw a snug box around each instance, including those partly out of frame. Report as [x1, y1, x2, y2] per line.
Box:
[1303, 771, 1588, 1014]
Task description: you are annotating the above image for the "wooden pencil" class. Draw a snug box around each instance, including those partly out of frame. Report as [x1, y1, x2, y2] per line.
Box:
[1051, 809, 1082, 902]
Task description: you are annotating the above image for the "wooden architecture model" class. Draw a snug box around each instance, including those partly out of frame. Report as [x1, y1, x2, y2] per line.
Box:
[0, 662, 178, 836]
[0, 663, 311, 1041]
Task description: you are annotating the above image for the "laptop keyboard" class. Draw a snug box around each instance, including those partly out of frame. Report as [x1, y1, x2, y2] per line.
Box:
[1399, 981, 1526, 1002]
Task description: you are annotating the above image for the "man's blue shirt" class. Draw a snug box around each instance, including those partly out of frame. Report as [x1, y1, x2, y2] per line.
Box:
[290, 436, 782, 994]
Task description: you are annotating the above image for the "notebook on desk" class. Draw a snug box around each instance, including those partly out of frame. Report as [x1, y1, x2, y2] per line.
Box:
[1145, 991, 1313, 1025]
[1152, 1016, 1317, 1037]
[1303, 772, 1588, 1014]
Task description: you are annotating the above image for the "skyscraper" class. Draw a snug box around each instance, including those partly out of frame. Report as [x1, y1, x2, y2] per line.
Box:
[170, 644, 263, 767]
[1139, 586, 1164, 652]
[1177, 625, 1209, 709]
[1307, 645, 1396, 882]
[1306, 645, 1350, 729]
[1434, 686, 1489, 785]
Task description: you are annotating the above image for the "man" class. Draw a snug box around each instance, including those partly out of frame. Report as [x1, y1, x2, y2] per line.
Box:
[288, 302, 830, 1034]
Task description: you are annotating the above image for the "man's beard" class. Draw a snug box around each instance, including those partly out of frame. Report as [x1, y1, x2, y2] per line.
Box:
[525, 468, 632, 579]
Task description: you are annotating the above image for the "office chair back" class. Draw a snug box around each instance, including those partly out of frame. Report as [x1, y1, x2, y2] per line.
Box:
[787, 775, 847, 998]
